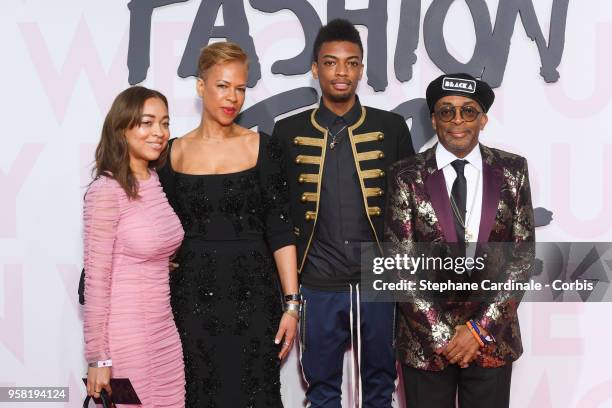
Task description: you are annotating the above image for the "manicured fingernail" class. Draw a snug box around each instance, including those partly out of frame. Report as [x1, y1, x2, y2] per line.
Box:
[274, 338, 280, 344]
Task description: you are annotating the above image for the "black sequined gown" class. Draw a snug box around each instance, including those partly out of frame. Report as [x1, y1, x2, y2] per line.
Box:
[158, 133, 294, 407]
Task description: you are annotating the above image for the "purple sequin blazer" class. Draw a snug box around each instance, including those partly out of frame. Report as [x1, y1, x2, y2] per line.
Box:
[385, 144, 535, 370]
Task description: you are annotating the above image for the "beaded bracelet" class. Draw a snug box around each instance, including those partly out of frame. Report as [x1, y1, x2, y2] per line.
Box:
[466, 321, 485, 347]
[468, 320, 496, 344]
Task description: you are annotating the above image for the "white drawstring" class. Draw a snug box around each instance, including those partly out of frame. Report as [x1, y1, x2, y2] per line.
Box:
[349, 284, 356, 407]
[348, 283, 364, 407]
[301, 285, 365, 407]
[356, 283, 363, 408]
[298, 285, 311, 407]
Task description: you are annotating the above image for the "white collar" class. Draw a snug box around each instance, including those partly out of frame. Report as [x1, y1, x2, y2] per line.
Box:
[435, 142, 483, 171]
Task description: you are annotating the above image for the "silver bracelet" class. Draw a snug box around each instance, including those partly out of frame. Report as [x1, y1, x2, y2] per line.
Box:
[284, 302, 301, 313]
[284, 293, 302, 303]
[88, 359, 113, 368]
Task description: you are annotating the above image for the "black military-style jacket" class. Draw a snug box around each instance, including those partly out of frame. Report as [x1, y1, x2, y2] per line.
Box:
[273, 105, 414, 272]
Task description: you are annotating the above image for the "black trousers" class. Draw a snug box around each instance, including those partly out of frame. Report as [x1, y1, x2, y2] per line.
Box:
[402, 363, 512, 408]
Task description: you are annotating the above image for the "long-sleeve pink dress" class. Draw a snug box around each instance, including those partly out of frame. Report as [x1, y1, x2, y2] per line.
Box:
[83, 171, 185, 407]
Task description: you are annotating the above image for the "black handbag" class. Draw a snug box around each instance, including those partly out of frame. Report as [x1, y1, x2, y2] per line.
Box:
[81, 378, 141, 405]
[83, 389, 112, 408]
[78, 268, 85, 305]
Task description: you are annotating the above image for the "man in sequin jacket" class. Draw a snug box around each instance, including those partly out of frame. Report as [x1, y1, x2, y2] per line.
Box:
[385, 73, 535, 408]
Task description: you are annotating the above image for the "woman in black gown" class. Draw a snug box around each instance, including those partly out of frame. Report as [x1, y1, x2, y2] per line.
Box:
[158, 42, 299, 407]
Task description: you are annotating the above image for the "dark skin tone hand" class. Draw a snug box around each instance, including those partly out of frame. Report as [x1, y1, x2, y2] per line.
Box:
[438, 323, 489, 368]
[435, 345, 475, 368]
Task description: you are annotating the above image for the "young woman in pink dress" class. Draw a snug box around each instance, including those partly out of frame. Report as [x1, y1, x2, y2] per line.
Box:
[83, 86, 185, 407]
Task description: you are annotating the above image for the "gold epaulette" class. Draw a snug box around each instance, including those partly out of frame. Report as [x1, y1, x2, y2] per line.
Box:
[295, 155, 321, 165]
[353, 131, 384, 144]
[305, 211, 317, 221]
[357, 150, 385, 161]
[293, 136, 325, 147]
[367, 206, 382, 217]
[298, 173, 318, 183]
[361, 169, 385, 179]
[365, 187, 384, 198]
[301, 192, 318, 202]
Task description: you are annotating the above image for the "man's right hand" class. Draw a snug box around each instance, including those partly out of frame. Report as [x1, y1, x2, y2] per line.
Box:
[444, 325, 481, 368]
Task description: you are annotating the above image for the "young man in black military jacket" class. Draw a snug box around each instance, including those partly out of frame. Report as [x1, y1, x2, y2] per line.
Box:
[272, 19, 414, 408]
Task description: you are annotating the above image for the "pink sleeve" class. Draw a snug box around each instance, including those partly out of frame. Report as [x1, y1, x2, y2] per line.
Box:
[82, 177, 120, 363]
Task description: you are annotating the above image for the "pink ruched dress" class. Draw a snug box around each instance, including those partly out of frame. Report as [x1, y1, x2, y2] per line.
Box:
[83, 171, 185, 407]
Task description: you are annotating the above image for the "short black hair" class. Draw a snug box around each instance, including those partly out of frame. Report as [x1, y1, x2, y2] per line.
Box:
[312, 19, 363, 62]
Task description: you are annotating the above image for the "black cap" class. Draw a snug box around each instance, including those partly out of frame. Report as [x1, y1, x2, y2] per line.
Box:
[426, 73, 495, 113]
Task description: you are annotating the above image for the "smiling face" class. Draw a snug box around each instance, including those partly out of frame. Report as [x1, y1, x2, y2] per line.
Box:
[197, 60, 248, 126]
[312, 40, 363, 104]
[124, 97, 170, 167]
[431, 95, 488, 158]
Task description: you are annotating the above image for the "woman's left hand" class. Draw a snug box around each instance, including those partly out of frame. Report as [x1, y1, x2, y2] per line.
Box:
[275, 312, 298, 360]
